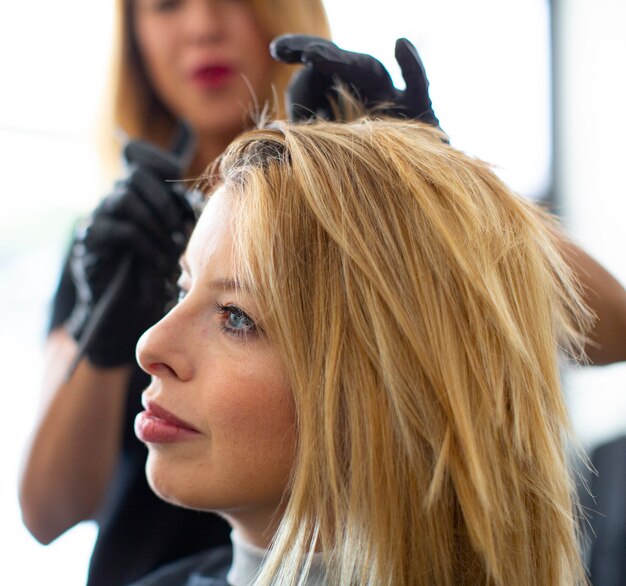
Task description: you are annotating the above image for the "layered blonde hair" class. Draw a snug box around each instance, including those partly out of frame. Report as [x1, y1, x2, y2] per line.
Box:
[100, 0, 330, 162]
[210, 119, 590, 585]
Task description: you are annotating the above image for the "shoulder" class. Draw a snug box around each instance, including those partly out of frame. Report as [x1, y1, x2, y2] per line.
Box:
[129, 545, 233, 586]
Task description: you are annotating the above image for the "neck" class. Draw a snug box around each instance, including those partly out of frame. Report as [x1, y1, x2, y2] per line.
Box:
[220, 508, 280, 550]
[227, 529, 327, 586]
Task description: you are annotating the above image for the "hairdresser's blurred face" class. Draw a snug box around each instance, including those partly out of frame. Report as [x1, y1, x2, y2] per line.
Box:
[135, 187, 295, 546]
[134, 0, 274, 140]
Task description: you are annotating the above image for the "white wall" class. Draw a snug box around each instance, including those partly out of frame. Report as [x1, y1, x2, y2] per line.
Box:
[556, 0, 626, 449]
[326, 0, 552, 201]
[0, 3, 113, 583]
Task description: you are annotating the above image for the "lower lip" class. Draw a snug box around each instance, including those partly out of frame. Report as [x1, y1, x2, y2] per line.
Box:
[191, 66, 234, 89]
[134, 411, 200, 444]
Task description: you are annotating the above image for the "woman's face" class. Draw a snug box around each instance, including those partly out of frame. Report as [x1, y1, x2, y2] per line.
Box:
[135, 187, 295, 545]
[133, 0, 274, 140]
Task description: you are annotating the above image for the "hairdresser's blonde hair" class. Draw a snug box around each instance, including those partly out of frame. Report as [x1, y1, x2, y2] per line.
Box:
[100, 0, 330, 166]
[211, 119, 590, 585]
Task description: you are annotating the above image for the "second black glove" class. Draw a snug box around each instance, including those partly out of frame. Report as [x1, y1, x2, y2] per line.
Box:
[66, 139, 196, 367]
[271, 35, 441, 129]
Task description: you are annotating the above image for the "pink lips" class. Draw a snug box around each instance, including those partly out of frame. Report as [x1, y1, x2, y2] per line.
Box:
[135, 400, 200, 444]
[190, 65, 234, 89]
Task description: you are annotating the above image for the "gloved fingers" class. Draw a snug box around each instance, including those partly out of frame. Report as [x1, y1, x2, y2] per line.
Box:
[97, 184, 171, 250]
[80, 216, 171, 269]
[99, 170, 193, 253]
[394, 38, 438, 124]
[127, 167, 195, 237]
[310, 49, 395, 109]
[286, 68, 337, 120]
[124, 140, 182, 180]
[269, 34, 331, 64]
[273, 34, 394, 99]
[302, 45, 394, 101]
[73, 248, 132, 299]
[395, 38, 429, 95]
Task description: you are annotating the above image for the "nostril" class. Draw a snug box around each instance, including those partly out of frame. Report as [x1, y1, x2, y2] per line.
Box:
[149, 362, 177, 377]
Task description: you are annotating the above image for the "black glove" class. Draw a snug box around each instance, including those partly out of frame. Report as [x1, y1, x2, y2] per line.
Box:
[66, 139, 196, 367]
[270, 35, 441, 129]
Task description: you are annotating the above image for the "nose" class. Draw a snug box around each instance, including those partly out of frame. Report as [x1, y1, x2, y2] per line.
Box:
[182, 0, 227, 44]
[135, 309, 193, 382]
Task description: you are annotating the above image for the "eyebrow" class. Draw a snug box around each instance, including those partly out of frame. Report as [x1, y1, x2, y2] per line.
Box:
[179, 257, 251, 292]
[208, 278, 250, 292]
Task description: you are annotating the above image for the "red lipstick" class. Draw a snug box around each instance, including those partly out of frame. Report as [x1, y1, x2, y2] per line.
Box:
[190, 65, 234, 89]
[135, 400, 200, 444]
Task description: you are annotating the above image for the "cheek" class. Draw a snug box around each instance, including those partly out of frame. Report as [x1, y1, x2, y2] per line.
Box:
[207, 362, 297, 479]
[234, 20, 274, 88]
[135, 22, 177, 90]
[212, 370, 295, 452]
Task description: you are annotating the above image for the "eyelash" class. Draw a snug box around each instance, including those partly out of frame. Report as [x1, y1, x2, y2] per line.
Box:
[213, 302, 258, 338]
[173, 284, 258, 339]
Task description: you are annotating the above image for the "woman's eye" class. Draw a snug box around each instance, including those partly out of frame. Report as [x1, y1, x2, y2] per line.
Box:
[214, 303, 258, 338]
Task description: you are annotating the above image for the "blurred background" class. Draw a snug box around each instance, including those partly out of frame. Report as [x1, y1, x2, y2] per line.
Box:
[1, 0, 624, 583]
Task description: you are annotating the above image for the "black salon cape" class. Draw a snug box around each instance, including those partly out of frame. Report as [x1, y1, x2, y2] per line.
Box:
[49, 252, 231, 586]
[130, 546, 232, 586]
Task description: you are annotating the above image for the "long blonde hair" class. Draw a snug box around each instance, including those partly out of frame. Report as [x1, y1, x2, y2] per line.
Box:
[100, 0, 330, 164]
[211, 119, 590, 585]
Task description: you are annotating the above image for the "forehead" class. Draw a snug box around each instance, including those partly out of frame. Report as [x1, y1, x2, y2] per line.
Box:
[184, 187, 234, 275]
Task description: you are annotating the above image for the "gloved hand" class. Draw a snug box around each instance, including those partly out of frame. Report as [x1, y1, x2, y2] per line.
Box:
[270, 35, 441, 129]
[66, 139, 196, 367]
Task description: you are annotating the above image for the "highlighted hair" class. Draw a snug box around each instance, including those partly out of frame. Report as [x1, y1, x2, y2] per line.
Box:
[211, 119, 590, 585]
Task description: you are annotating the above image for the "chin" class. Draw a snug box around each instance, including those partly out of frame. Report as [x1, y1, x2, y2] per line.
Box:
[145, 453, 236, 513]
[193, 99, 257, 135]
[198, 118, 247, 141]
[145, 453, 201, 509]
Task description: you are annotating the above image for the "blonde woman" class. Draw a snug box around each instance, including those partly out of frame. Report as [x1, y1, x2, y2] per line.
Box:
[133, 118, 590, 585]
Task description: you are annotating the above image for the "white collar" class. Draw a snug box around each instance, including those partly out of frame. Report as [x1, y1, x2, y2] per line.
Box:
[226, 529, 326, 585]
